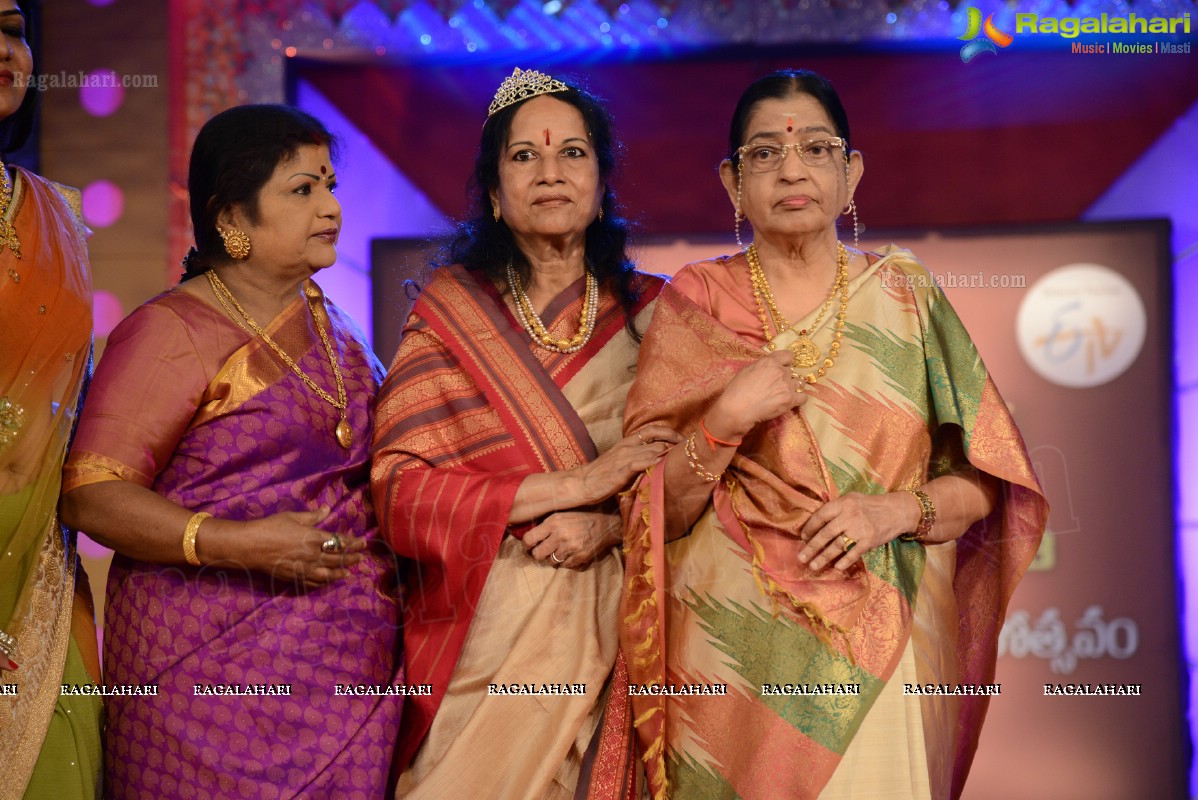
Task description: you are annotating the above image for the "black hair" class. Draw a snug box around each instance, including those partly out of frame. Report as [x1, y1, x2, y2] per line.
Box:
[0, 1, 40, 156]
[727, 69, 852, 167]
[180, 104, 338, 282]
[440, 76, 642, 340]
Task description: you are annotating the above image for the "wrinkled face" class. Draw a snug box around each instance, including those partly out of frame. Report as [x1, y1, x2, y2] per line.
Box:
[226, 144, 341, 275]
[721, 92, 862, 244]
[490, 95, 603, 244]
[0, 2, 32, 123]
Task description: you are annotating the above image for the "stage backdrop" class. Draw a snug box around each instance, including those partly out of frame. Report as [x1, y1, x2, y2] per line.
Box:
[372, 219, 1183, 798]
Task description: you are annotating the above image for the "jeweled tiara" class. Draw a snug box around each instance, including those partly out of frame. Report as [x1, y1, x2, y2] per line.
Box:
[487, 67, 569, 118]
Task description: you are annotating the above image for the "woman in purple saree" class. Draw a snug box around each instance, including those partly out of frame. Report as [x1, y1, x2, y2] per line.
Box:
[60, 105, 401, 799]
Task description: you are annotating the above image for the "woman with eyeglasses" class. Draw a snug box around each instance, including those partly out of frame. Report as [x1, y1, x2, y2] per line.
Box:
[618, 69, 1047, 799]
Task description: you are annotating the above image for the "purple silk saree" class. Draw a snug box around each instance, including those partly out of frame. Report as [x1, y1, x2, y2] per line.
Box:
[64, 285, 401, 799]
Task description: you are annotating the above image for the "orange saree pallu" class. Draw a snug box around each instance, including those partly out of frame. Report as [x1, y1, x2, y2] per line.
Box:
[620, 250, 1047, 800]
[0, 168, 97, 800]
[372, 265, 662, 798]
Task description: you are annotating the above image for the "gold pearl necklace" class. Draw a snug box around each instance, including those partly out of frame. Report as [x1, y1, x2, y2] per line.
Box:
[0, 158, 23, 259]
[206, 270, 352, 449]
[505, 261, 599, 353]
[747, 242, 849, 385]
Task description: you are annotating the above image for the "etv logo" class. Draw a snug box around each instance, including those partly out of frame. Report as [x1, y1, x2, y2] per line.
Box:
[959, 8, 1014, 62]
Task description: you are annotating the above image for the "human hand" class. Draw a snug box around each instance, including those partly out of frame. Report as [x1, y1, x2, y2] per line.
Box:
[523, 510, 622, 570]
[797, 491, 921, 572]
[216, 507, 367, 589]
[705, 350, 808, 442]
[0, 630, 17, 672]
[574, 425, 681, 505]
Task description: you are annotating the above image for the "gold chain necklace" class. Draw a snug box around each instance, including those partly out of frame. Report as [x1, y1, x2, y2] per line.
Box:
[206, 270, 352, 449]
[505, 261, 599, 353]
[0, 159, 23, 259]
[747, 242, 849, 385]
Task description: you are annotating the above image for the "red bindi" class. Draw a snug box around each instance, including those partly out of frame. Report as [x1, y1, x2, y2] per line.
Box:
[544, 128, 551, 146]
[320, 165, 327, 174]
[786, 117, 794, 133]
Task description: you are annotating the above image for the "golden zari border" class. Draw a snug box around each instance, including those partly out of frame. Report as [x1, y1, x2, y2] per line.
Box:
[0, 516, 75, 800]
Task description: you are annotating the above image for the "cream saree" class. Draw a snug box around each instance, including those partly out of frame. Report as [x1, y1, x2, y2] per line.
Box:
[373, 265, 663, 798]
[621, 248, 1047, 799]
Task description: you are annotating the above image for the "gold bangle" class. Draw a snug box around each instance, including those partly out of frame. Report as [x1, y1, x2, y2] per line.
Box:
[0, 629, 17, 660]
[183, 511, 212, 566]
[684, 432, 723, 483]
[900, 489, 936, 542]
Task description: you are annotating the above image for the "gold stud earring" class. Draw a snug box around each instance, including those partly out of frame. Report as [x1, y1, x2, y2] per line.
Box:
[218, 226, 251, 260]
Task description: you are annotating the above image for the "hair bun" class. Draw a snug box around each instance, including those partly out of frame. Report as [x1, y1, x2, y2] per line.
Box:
[178, 247, 209, 283]
[181, 247, 201, 270]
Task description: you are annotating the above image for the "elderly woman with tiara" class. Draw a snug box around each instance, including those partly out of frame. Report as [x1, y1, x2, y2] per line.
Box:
[372, 68, 678, 798]
[619, 69, 1047, 798]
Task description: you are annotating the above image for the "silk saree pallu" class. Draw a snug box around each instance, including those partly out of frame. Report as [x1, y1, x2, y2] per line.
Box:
[621, 250, 1047, 800]
[62, 287, 402, 800]
[372, 265, 661, 799]
[0, 168, 100, 800]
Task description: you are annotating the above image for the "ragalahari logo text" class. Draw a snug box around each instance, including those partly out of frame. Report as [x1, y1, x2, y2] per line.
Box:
[959, 8, 1013, 62]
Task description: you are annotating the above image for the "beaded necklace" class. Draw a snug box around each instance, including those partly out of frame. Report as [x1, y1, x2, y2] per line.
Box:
[505, 261, 599, 354]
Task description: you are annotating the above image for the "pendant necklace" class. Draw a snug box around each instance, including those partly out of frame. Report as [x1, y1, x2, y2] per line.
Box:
[207, 271, 352, 448]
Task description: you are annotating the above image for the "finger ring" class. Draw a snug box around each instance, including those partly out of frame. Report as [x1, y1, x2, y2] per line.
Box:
[839, 535, 857, 553]
[550, 552, 565, 564]
[637, 433, 647, 445]
[321, 534, 344, 554]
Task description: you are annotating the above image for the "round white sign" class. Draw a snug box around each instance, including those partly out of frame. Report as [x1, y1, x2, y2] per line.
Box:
[1016, 264, 1147, 388]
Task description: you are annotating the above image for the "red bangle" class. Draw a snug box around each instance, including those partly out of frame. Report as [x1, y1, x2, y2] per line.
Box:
[700, 417, 742, 450]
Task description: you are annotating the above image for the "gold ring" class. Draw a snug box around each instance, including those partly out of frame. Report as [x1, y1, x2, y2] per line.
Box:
[637, 433, 647, 445]
[839, 535, 857, 553]
[550, 552, 565, 564]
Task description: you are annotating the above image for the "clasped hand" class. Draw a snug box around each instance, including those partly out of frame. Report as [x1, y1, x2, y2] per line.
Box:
[574, 424, 681, 505]
[797, 492, 915, 572]
[523, 510, 622, 570]
[531, 425, 682, 569]
[228, 507, 366, 589]
[705, 349, 808, 443]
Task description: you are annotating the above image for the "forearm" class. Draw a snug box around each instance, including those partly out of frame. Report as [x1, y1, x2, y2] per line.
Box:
[509, 469, 588, 525]
[661, 431, 735, 540]
[60, 481, 241, 566]
[918, 467, 1000, 543]
[798, 464, 1002, 572]
[508, 424, 682, 526]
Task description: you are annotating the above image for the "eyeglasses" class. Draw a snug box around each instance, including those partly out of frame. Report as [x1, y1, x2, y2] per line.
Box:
[736, 137, 848, 173]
